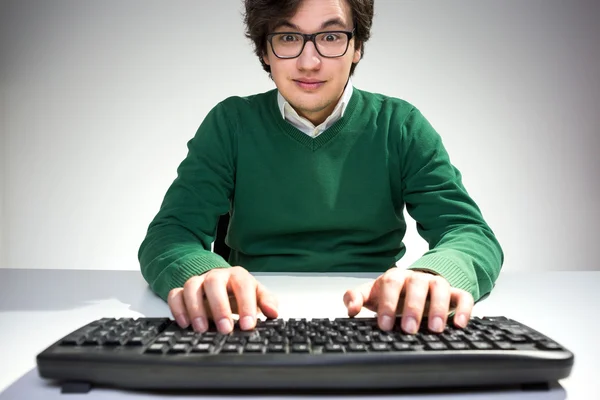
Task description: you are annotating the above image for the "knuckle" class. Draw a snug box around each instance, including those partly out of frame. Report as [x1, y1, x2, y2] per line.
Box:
[429, 276, 448, 289]
[167, 288, 182, 303]
[404, 301, 423, 316]
[182, 276, 200, 291]
[203, 271, 221, 286]
[380, 272, 399, 286]
[229, 266, 246, 276]
[378, 301, 396, 315]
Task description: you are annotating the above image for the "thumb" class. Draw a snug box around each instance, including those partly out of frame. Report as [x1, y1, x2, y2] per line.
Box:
[256, 282, 279, 319]
[343, 281, 373, 317]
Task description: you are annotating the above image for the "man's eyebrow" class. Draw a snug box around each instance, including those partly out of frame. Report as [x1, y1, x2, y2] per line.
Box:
[319, 18, 347, 30]
[272, 18, 348, 32]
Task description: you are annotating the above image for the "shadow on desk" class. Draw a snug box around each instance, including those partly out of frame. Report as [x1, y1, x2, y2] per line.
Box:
[0, 367, 567, 400]
[0, 269, 162, 317]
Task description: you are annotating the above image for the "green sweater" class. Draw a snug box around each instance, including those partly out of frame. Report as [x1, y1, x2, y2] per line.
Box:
[138, 87, 504, 302]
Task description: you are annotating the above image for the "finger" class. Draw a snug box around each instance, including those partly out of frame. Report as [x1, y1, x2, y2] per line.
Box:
[343, 280, 374, 317]
[182, 276, 209, 333]
[451, 289, 474, 328]
[167, 288, 189, 329]
[202, 269, 234, 334]
[257, 282, 279, 319]
[400, 273, 430, 334]
[229, 268, 258, 330]
[376, 270, 406, 331]
[426, 276, 451, 333]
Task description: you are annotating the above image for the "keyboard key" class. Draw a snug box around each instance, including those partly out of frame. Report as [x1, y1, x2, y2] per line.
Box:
[425, 342, 448, 351]
[448, 341, 470, 350]
[324, 344, 344, 353]
[168, 344, 189, 354]
[348, 343, 368, 352]
[146, 344, 165, 354]
[471, 341, 494, 350]
[244, 344, 264, 353]
[494, 341, 515, 350]
[191, 344, 212, 353]
[537, 341, 562, 350]
[266, 344, 285, 353]
[392, 343, 414, 351]
[291, 344, 310, 353]
[220, 344, 240, 354]
[370, 343, 390, 352]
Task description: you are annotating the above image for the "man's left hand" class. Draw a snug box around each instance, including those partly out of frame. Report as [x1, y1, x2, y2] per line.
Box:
[343, 268, 474, 334]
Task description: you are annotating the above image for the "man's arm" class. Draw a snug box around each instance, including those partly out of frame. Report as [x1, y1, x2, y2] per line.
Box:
[400, 107, 504, 302]
[138, 101, 237, 301]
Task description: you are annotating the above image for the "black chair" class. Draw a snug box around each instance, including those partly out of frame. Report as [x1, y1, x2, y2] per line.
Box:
[213, 213, 231, 261]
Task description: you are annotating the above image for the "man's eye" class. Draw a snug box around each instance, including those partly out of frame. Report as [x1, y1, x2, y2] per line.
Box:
[280, 35, 298, 42]
[322, 34, 340, 42]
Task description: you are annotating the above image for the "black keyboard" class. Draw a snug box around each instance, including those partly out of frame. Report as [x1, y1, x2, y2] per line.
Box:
[36, 316, 574, 394]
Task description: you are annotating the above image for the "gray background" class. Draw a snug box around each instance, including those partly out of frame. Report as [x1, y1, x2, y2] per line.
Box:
[1, 0, 598, 272]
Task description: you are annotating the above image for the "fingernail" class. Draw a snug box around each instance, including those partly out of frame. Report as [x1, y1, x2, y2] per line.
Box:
[192, 317, 207, 332]
[217, 318, 232, 333]
[240, 316, 255, 330]
[347, 300, 355, 309]
[380, 315, 394, 331]
[455, 314, 467, 327]
[403, 317, 418, 334]
[430, 316, 443, 332]
[175, 314, 189, 328]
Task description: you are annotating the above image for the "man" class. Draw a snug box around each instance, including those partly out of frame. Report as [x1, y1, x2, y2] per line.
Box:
[138, 0, 504, 336]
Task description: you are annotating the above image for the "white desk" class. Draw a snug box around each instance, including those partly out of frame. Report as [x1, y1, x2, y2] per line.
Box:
[0, 269, 598, 399]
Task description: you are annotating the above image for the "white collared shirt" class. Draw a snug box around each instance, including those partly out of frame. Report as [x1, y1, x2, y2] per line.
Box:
[277, 79, 354, 138]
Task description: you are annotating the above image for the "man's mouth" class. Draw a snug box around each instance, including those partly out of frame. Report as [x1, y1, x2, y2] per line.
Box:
[294, 79, 325, 90]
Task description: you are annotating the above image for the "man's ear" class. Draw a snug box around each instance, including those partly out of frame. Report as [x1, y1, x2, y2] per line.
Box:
[353, 45, 362, 64]
[262, 51, 271, 66]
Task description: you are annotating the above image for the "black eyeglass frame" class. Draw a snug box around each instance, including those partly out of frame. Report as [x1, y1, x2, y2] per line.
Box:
[266, 30, 355, 59]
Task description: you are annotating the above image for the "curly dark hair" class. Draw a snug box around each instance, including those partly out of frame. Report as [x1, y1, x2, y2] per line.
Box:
[243, 0, 374, 78]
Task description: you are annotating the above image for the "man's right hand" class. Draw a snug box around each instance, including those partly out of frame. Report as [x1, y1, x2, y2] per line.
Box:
[167, 266, 279, 334]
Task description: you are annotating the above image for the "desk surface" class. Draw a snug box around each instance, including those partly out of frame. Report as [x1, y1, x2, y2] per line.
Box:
[0, 269, 598, 399]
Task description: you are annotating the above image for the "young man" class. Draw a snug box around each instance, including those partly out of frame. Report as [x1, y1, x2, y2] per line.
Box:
[138, 0, 504, 335]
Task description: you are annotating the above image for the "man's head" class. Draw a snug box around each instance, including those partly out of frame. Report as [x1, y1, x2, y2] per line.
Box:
[244, 0, 374, 125]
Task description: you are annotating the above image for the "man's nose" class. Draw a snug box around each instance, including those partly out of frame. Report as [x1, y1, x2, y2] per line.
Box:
[296, 40, 321, 70]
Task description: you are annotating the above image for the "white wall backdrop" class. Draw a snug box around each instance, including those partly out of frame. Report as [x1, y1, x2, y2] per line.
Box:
[1, 0, 598, 272]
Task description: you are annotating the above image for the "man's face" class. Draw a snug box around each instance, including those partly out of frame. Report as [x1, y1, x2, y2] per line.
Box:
[263, 0, 361, 126]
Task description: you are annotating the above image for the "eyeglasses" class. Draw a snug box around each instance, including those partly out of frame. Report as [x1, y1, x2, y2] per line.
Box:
[266, 30, 355, 59]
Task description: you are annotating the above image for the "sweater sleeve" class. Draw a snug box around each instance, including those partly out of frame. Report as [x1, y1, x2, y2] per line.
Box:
[138, 100, 237, 301]
[399, 107, 504, 302]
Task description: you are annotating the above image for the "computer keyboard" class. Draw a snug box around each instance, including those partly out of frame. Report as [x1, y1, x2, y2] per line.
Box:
[36, 316, 574, 393]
